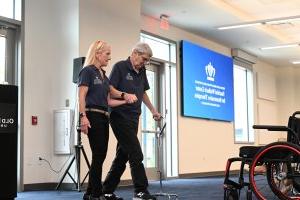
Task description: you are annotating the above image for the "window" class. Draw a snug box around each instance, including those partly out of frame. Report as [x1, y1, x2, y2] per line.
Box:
[0, 35, 5, 83]
[0, 0, 22, 20]
[234, 64, 254, 143]
[140, 33, 176, 63]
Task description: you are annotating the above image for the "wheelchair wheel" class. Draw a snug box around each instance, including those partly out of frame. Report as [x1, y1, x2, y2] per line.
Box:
[249, 142, 300, 200]
[224, 187, 239, 200]
[266, 162, 293, 199]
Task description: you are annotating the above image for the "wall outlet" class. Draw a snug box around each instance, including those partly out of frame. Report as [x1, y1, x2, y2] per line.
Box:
[37, 156, 43, 166]
[65, 99, 70, 107]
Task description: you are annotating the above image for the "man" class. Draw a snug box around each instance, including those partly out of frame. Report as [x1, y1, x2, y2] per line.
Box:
[103, 42, 161, 200]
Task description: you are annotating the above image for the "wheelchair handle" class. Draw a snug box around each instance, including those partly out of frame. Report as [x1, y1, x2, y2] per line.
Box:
[292, 111, 300, 117]
[253, 125, 300, 144]
[252, 125, 289, 131]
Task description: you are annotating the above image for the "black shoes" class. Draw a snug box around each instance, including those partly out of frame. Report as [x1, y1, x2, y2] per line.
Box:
[103, 193, 124, 200]
[83, 193, 90, 200]
[133, 192, 157, 200]
[83, 193, 105, 200]
[90, 196, 105, 200]
[92, 197, 105, 200]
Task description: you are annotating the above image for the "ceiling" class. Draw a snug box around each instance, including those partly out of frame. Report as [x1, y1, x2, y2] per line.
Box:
[141, 0, 300, 68]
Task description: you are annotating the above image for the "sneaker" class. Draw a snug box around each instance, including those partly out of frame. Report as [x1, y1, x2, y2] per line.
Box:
[133, 192, 157, 200]
[90, 196, 105, 200]
[104, 193, 124, 200]
[83, 193, 90, 200]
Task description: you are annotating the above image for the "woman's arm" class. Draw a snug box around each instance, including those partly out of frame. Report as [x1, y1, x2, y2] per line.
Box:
[109, 85, 123, 99]
[107, 93, 127, 107]
[78, 86, 91, 134]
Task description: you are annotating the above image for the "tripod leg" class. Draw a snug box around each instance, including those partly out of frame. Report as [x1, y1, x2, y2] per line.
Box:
[80, 145, 91, 187]
[75, 145, 81, 191]
[81, 146, 91, 169]
[81, 172, 89, 187]
[56, 155, 76, 190]
[67, 172, 77, 184]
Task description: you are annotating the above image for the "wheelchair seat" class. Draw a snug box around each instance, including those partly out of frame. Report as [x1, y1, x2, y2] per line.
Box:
[239, 146, 262, 158]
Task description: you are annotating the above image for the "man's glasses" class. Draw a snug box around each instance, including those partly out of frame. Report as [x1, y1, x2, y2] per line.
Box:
[140, 54, 150, 65]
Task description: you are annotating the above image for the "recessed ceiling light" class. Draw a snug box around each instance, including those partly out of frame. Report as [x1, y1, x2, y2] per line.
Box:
[218, 22, 261, 30]
[260, 43, 299, 50]
[217, 15, 300, 30]
[291, 61, 300, 64]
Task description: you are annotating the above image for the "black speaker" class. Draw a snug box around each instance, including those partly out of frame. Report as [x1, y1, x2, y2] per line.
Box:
[73, 57, 85, 84]
[0, 84, 18, 199]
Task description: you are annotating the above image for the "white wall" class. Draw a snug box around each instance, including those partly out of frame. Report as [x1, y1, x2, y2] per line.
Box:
[277, 66, 300, 124]
[23, 0, 79, 183]
[253, 61, 281, 145]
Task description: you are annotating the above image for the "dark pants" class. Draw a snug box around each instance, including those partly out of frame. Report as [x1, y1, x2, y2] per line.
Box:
[103, 112, 149, 194]
[86, 112, 109, 197]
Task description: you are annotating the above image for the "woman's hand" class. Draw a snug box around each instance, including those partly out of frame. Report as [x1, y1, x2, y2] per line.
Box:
[80, 116, 91, 134]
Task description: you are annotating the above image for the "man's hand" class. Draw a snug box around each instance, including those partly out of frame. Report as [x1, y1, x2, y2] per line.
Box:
[124, 93, 138, 104]
[152, 111, 162, 121]
[80, 116, 91, 134]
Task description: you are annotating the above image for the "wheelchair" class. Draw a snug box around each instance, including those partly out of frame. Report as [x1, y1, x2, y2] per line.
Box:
[224, 111, 300, 200]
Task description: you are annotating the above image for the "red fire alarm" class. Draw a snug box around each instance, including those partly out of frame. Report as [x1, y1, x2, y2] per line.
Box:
[32, 116, 38, 125]
[160, 14, 169, 30]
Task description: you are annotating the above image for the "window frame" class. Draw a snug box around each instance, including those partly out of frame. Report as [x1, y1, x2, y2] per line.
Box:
[233, 62, 254, 144]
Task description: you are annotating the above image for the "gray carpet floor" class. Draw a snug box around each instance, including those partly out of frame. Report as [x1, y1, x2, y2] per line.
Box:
[16, 177, 226, 200]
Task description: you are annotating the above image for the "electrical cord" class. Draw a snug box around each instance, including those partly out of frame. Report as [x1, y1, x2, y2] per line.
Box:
[39, 156, 72, 174]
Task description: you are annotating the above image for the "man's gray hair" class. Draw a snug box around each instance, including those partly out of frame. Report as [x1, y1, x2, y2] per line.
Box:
[132, 42, 153, 57]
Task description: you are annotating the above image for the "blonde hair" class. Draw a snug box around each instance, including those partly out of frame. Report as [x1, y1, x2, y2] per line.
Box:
[83, 40, 108, 67]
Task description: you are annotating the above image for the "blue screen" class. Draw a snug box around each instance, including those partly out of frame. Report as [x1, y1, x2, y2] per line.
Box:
[181, 40, 234, 121]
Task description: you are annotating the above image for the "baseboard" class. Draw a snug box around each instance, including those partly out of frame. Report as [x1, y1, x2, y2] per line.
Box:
[179, 170, 239, 178]
[24, 182, 87, 191]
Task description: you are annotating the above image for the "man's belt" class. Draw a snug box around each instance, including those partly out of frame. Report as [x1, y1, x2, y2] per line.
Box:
[85, 108, 109, 117]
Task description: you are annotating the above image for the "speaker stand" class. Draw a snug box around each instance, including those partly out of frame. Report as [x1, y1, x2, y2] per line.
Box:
[56, 120, 90, 191]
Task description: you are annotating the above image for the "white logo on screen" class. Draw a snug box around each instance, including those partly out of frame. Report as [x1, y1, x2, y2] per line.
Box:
[0, 118, 14, 128]
[205, 62, 215, 81]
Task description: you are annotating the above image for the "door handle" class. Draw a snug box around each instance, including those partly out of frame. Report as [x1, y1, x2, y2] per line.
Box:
[141, 130, 160, 134]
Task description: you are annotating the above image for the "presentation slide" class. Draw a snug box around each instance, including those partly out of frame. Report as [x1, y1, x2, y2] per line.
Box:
[181, 40, 234, 121]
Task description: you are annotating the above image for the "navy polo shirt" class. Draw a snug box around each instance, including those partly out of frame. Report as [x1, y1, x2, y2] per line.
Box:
[78, 65, 109, 110]
[109, 57, 150, 120]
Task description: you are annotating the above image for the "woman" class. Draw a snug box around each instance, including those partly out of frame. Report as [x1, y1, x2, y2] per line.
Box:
[78, 40, 131, 200]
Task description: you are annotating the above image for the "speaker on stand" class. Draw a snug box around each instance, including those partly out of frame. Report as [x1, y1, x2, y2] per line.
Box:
[72, 57, 85, 84]
[56, 57, 90, 191]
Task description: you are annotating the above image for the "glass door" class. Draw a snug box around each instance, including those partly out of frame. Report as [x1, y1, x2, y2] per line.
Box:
[0, 34, 5, 83]
[0, 26, 17, 85]
[141, 62, 160, 180]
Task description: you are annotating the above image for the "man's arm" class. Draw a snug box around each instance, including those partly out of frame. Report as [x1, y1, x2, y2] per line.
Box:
[142, 92, 161, 121]
[109, 85, 137, 104]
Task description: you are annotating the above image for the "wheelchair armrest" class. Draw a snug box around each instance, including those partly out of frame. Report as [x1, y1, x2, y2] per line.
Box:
[252, 125, 289, 131]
